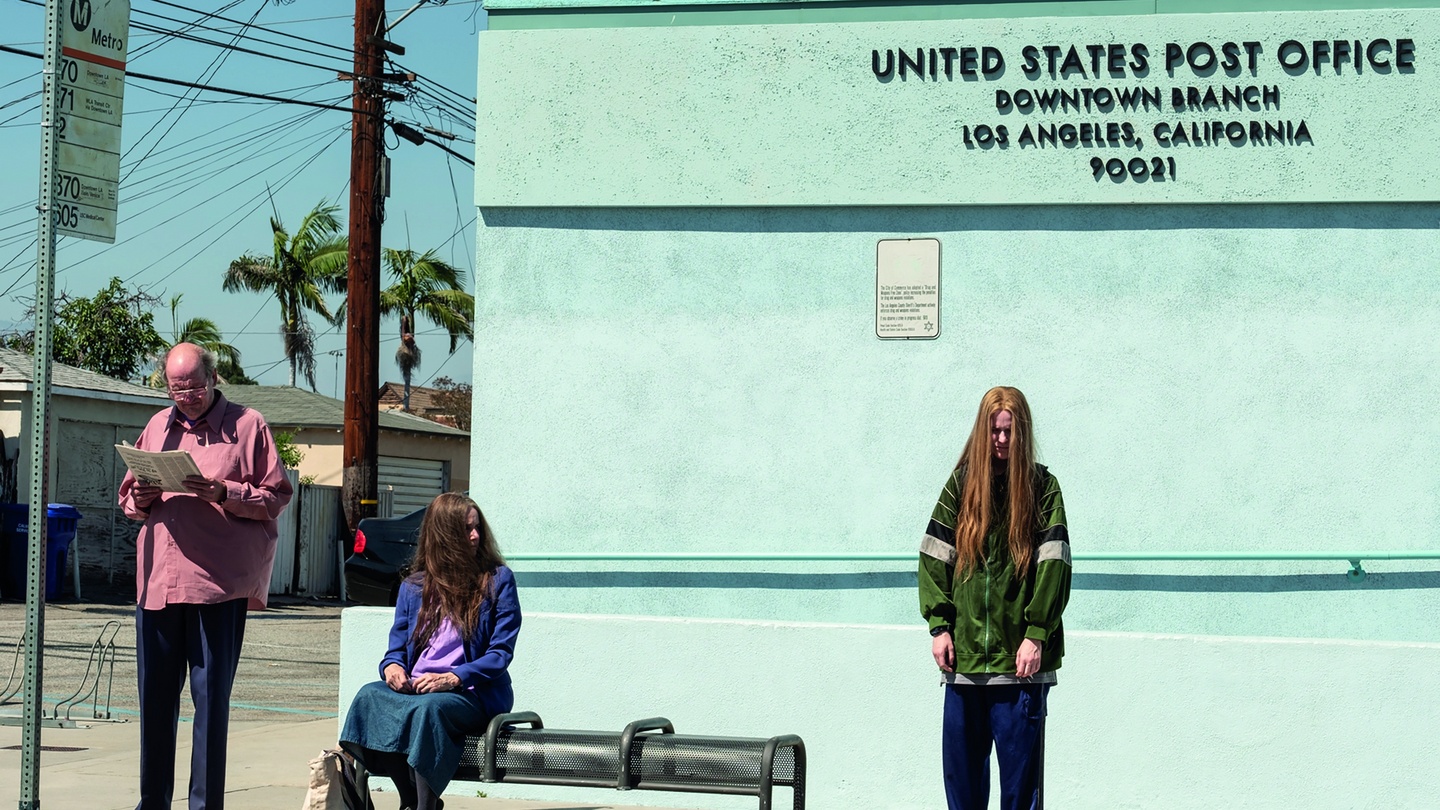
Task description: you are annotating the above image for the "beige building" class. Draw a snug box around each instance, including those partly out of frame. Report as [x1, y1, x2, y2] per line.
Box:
[219, 385, 470, 516]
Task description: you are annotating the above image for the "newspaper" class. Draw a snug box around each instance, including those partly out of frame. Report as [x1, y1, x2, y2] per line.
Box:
[114, 443, 203, 492]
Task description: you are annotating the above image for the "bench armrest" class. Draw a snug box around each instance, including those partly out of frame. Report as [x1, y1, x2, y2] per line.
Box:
[762, 734, 807, 810]
[618, 716, 675, 789]
[483, 711, 545, 781]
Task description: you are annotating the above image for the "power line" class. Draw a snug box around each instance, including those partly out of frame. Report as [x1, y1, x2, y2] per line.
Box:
[234, 293, 277, 337]
[128, 70, 362, 113]
[115, 110, 337, 216]
[0, 74, 33, 94]
[125, 18, 353, 77]
[0, 238, 38, 298]
[213, 1, 484, 28]
[148, 0, 358, 58]
[137, 3, 471, 113]
[0, 44, 363, 114]
[419, 344, 468, 388]
[117, 0, 267, 185]
[4, 118, 344, 283]
[108, 126, 348, 285]
[390, 59, 474, 107]
[127, 0, 251, 62]
[7, 0, 478, 108]
[0, 102, 40, 129]
[117, 99, 336, 191]
[0, 89, 40, 112]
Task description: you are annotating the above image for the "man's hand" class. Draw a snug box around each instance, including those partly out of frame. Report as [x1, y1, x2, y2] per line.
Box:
[932, 632, 955, 673]
[182, 475, 227, 504]
[412, 672, 462, 694]
[130, 482, 163, 510]
[383, 663, 413, 693]
[1016, 638, 1043, 678]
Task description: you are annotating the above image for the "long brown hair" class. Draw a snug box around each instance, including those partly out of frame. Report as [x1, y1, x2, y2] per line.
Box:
[409, 492, 505, 647]
[953, 386, 1039, 577]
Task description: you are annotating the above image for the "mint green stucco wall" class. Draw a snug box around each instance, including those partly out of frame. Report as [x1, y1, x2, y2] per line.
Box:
[451, 2, 1440, 806]
[473, 203, 1439, 643]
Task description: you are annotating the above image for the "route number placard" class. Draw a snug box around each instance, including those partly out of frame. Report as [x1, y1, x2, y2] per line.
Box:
[54, 0, 129, 243]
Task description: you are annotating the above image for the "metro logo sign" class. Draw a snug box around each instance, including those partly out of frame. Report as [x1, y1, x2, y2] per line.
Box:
[69, 0, 93, 31]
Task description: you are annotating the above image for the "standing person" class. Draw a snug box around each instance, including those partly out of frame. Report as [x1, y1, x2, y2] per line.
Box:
[919, 386, 1071, 810]
[117, 342, 294, 810]
[341, 492, 521, 810]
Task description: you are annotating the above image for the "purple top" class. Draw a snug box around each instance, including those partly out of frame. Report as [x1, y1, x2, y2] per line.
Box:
[413, 618, 467, 683]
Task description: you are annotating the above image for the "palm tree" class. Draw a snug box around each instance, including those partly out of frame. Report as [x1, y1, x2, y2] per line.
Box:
[148, 294, 250, 387]
[223, 202, 347, 389]
[379, 247, 474, 410]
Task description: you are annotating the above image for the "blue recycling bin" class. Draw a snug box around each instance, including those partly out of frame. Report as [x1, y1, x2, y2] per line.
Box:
[1, 504, 82, 601]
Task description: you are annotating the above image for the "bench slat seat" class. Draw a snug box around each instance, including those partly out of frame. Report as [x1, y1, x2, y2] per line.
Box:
[461, 711, 805, 810]
[458, 727, 622, 787]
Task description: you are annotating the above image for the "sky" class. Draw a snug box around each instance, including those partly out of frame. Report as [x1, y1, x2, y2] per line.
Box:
[0, 0, 487, 398]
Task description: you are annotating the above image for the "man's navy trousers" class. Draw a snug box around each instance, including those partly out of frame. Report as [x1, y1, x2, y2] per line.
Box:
[135, 599, 248, 810]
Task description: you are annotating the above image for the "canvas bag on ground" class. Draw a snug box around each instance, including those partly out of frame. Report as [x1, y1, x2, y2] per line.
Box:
[303, 747, 374, 810]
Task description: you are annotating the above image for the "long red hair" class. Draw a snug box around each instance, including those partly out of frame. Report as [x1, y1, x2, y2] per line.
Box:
[953, 386, 1039, 577]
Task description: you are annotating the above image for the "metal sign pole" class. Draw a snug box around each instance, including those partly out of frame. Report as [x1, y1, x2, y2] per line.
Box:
[21, 0, 65, 806]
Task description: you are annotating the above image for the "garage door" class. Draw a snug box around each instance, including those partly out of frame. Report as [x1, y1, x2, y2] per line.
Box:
[378, 456, 449, 516]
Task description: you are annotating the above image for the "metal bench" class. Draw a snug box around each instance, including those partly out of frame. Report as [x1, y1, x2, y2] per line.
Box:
[458, 711, 806, 810]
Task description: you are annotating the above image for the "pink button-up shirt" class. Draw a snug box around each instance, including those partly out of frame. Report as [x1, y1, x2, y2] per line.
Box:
[118, 393, 294, 610]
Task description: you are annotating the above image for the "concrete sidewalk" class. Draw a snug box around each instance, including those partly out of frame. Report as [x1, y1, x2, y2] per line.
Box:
[0, 716, 684, 810]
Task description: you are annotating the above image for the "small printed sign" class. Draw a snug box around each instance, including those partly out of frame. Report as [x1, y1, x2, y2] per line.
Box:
[876, 238, 940, 340]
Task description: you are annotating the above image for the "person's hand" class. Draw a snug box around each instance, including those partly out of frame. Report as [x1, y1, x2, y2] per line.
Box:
[383, 663, 413, 693]
[412, 672, 462, 694]
[932, 632, 954, 673]
[182, 475, 227, 504]
[1016, 638, 1043, 678]
[131, 482, 163, 510]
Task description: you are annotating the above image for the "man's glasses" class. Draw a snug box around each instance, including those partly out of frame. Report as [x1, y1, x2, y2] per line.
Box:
[169, 385, 209, 402]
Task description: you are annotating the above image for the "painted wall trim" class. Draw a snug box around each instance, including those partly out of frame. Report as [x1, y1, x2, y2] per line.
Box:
[488, 0, 1440, 30]
[504, 550, 1440, 561]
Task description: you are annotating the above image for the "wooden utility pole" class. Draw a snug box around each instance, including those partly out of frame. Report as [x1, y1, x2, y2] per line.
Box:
[343, 0, 384, 534]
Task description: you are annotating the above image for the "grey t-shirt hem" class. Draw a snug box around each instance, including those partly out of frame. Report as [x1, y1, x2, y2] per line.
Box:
[941, 671, 1058, 686]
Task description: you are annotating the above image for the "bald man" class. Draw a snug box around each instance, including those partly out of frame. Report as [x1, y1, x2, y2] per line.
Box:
[118, 343, 293, 810]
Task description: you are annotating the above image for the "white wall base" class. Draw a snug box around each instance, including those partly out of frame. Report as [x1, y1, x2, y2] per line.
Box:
[340, 608, 1440, 809]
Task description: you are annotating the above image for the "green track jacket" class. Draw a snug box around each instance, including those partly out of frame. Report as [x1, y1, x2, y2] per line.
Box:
[918, 464, 1071, 682]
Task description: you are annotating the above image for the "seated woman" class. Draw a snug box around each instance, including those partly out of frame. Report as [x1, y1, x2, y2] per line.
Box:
[342, 492, 521, 810]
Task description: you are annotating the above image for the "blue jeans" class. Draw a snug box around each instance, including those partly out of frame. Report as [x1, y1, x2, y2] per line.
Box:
[942, 683, 1050, 810]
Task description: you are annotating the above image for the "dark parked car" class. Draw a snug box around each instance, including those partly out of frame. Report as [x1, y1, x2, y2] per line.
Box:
[344, 506, 426, 606]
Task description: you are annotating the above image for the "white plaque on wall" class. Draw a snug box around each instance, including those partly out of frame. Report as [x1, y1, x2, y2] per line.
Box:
[876, 238, 940, 340]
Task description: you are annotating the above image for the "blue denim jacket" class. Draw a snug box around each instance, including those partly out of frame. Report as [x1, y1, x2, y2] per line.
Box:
[378, 566, 521, 694]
